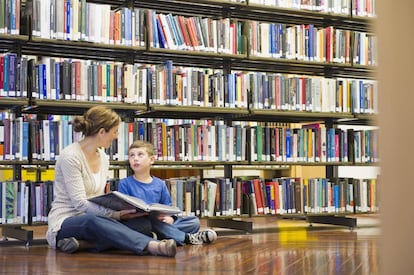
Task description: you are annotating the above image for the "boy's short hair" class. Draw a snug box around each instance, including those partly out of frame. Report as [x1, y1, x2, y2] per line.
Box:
[128, 140, 155, 156]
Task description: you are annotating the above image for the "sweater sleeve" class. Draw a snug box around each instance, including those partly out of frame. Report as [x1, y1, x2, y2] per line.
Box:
[58, 149, 118, 219]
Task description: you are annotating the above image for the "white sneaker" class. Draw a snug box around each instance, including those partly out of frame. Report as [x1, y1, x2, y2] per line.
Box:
[187, 229, 217, 245]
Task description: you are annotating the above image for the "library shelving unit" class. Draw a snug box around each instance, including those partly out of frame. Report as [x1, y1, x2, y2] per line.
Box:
[0, 0, 377, 244]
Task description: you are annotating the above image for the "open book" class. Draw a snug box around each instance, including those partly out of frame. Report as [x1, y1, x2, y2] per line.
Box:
[89, 191, 182, 215]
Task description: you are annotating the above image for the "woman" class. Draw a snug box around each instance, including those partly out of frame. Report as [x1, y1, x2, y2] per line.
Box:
[46, 106, 176, 257]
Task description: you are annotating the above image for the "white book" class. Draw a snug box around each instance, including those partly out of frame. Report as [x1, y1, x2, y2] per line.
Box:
[35, 185, 42, 222]
[42, 120, 51, 160]
[116, 121, 125, 161]
[123, 64, 134, 103]
[40, 0, 51, 38]
[55, 0, 65, 39]
[15, 117, 23, 160]
[320, 126, 327, 162]
[21, 182, 29, 224]
[90, 191, 182, 215]
[250, 126, 257, 161]
[140, 67, 147, 104]
[1, 182, 6, 223]
[208, 125, 216, 161]
[204, 180, 217, 217]
[72, 0, 79, 40]
[101, 5, 110, 44]
[227, 126, 234, 161]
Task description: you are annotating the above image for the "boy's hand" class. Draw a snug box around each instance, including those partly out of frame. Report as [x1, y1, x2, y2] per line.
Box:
[157, 214, 174, 224]
[120, 209, 149, 220]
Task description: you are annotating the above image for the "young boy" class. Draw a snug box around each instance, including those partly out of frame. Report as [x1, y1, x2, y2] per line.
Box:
[118, 140, 217, 245]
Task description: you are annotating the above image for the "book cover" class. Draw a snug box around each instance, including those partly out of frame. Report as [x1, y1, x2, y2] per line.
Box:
[89, 191, 181, 215]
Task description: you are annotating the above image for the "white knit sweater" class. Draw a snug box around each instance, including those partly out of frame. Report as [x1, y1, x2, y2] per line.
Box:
[46, 142, 119, 248]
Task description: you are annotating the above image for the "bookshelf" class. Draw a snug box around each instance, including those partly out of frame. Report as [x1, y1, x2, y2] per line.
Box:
[0, 0, 377, 243]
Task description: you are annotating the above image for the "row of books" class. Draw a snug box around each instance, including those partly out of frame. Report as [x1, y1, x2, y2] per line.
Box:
[0, 0, 20, 35]
[248, 0, 376, 17]
[30, 0, 146, 46]
[249, 22, 377, 66]
[248, 73, 377, 114]
[166, 176, 379, 217]
[148, 10, 244, 54]
[249, 124, 379, 163]
[0, 54, 378, 114]
[4, 1, 377, 62]
[0, 114, 378, 164]
[150, 11, 377, 65]
[0, 180, 53, 225]
[0, 175, 377, 225]
[0, 0, 377, 40]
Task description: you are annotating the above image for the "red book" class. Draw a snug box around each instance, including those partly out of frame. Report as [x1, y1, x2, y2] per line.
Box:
[230, 22, 236, 54]
[252, 179, 265, 214]
[73, 61, 81, 100]
[186, 17, 199, 50]
[177, 15, 192, 50]
[235, 179, 242, 215]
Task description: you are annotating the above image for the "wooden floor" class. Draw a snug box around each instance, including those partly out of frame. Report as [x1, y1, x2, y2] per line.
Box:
[0, 216, 380, 275]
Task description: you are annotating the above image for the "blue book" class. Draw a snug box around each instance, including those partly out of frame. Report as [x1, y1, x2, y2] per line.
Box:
[21, 121, 30, 160]
[61, 119, 69, 149]
[333, 183, 339, 212]
[65, 0, 71, 40]
[3, 54, 9, 96]
[49, 120, 55, 160]
[151, 10, 159, 48]
[166, 13, 182, 48]
[282, 179, 289, 213]
[165, 60, 173, 104]
[156, 17, 166, 48]
[331, 128, 337, 162]
[176, 179, 184, 211]
[55, 62, 60, 99]
[286, 128, 291, 161]
[125, 7, 132, 46]
[35, 64, 42, 99]
[42, 63, 47, 99]
[7, 53, 17, 96]
[265, 184, 275, 213]
[359, 80, 364, 113]
[106, 63, 111, 101]
[269, 23, 275, 56]
[228, 73, 235, 107]
[85, 2, 89, 40]
[309, 25, 314, 60]
[256, 125, 263, 162]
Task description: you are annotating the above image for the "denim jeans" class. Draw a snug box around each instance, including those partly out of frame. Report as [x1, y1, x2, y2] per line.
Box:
[56, 214, 153, 254]
[149, 215, 200, 245]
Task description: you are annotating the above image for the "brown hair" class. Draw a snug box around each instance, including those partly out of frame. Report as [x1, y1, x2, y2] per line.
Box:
[72, 106, 121, 137]
[128, 140, 155, 156]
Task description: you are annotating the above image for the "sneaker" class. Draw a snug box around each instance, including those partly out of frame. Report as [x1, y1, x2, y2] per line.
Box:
[57, 237, 79, 253]
[187, 229, 217, 245]
[152, 239, 177, 257]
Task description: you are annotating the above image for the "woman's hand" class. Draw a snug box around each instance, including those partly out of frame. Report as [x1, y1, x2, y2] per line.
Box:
[157, 214, 174, 224]
[119, 209, 149, 220]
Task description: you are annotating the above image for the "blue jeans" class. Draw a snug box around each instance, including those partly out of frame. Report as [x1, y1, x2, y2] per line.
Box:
[174, 216, 200, 234]
[149, 215, 200, 245]
[56, 214, 153, 255]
